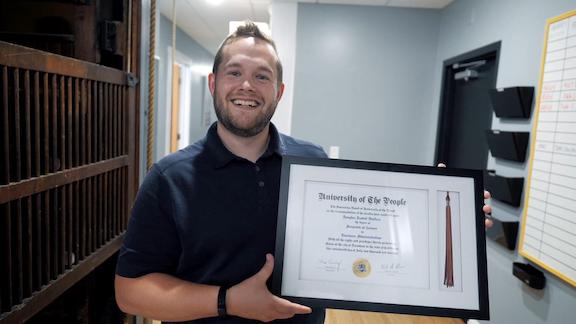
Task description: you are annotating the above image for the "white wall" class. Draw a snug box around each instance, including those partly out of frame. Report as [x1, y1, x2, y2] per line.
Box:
[270, 0, 298, 135]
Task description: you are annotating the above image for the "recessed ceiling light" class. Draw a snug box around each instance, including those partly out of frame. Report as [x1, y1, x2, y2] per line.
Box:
[206, 0, 224, 6]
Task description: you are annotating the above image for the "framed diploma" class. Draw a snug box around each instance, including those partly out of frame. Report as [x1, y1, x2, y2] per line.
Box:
[272, 156, 489, 320]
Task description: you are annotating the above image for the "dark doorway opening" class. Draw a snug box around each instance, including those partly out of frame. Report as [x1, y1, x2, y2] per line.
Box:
[435, 42, 501, 170]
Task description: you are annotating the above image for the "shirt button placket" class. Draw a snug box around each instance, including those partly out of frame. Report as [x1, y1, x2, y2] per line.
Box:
[256, 163, 266, 213]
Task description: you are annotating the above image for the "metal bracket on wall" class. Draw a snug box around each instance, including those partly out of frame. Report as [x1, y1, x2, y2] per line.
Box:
[127, 73, 139, 88]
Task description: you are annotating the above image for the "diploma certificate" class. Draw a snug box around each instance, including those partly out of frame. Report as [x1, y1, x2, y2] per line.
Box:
[273, 156, 489, 320]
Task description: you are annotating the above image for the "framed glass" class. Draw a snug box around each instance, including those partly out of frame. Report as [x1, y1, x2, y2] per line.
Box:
[272, 156, 489, 320]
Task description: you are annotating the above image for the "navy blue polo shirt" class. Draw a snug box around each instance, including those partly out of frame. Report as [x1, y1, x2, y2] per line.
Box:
[117, 122, 327, 323]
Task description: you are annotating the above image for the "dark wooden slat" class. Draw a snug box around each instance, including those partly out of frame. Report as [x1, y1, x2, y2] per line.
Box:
[42, 191, 51, 283]
[34, 72, 41, 178]
[81, 80, 87, 166]
[98, 82, 103, 162]
[92, 82, 100, 161]
[99, 174, 104, 246]
[104, 83, 109, 160]
[119, 168, 124, 231]
[73, 181, 79, 264]
[59, 185, 65, 273]
[112, 170, 116, 237]
[120, 87, 127, 154]
[1, 66, 9, 185]
[0, 203, 12, 312]
[103, 172, 108, 242]
[51, 75, 57, 174]
[13, 68, 22, 182]
[23, 70, 31, 180]
[59, 76, 65, 171]
[111, 171, 115, 238]
[95, 174, 100, 247]
[34, 194, 41, 291]
[114, 169, 119, 236]
[114, 85, 119, 158]
[74, 78, 80, 168]
[91, 176, 96, 252]
[0, 156, 129, 205]
[109, 84, 114, 159]
[0, 41, 127, 85]
[50, 189, 58, 279]
[113, 85, 117, 158]
[43, 73, 49, 175]
[87, 81, 92, 164]
[80, 179, 86, 260]
[110, 170, 115, 238]
[12, 200, 23, 305]
[120, 169, 125, 232]
[111, 170, 116, 237]
[86, 178, 94, 255]
[0, 234, 125, 323]
[67, 183, 73, 268]
[66, 77, 72, 169]
[119, 168, 126, 232]
[122, 167, 132, 230]
[24, 197, 33, 298]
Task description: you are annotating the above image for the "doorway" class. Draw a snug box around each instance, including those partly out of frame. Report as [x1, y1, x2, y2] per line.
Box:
[435, 42, 501, 170]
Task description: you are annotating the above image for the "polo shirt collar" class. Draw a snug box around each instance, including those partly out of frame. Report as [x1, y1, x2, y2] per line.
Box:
[206, 122, 286, 169]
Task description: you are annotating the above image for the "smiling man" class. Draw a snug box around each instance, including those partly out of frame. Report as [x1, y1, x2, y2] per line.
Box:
[114, 22, 327, 323]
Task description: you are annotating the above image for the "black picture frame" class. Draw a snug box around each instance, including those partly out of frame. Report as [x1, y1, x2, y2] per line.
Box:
[272, 156, 489, 320]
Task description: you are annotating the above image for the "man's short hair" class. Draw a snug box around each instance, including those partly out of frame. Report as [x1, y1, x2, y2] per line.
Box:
[212, 21, 283, 85]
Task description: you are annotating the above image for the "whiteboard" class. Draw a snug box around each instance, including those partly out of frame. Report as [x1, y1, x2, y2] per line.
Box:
[519, 9, 576, 287]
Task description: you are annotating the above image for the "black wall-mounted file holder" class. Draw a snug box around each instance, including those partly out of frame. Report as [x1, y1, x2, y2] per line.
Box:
[486, 217, 519, 250]
[489, 87, 534, 118]
[485, 130, 529, 162]
[486, 218, 519, 251]
[513, 262, 546, 289]
[484, 170, 524, 207]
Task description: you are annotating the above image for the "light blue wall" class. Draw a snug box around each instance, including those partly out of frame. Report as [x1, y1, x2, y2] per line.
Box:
[292, 4, 441, 164]
[138, 11, 214, 180]
[435, 1, 576, 323]
[292, 1, 576, 323]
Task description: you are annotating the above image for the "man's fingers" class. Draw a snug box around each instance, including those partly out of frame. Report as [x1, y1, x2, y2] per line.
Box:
[254, 254, 275, 281]
[437, 163, 446, 168]
[273, 297, 312, 315]
[483, 205, 492, 214]
[484, 190, 491, 199]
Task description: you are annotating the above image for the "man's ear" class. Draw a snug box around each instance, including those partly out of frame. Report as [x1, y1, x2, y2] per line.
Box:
[276, 82, 285, 101]
[208, 73, 216, 96]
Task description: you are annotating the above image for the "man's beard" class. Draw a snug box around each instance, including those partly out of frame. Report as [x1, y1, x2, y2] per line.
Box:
[213, 90, 277, 137]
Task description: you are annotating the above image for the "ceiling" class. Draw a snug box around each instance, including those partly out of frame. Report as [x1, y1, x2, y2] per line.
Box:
[158, 0, 455, 55]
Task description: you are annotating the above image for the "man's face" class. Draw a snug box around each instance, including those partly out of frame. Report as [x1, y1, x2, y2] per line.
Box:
[209, 37, 284, 137]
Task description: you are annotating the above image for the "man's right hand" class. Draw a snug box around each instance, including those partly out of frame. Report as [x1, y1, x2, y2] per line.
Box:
[227, 254, 312, 322]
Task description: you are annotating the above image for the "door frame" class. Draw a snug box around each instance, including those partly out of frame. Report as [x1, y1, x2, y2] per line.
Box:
[434, 41, 501, 166]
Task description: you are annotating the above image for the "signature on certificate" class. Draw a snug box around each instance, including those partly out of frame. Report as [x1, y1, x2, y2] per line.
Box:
[379, 262, 406, 274]
[316, 258, 344, 272]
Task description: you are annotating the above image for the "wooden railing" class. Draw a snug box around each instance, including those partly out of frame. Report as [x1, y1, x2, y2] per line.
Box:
[0, 40, 138, 323]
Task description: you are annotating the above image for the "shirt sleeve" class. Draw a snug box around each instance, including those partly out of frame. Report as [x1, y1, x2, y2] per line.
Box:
[116, 164, 181, 278]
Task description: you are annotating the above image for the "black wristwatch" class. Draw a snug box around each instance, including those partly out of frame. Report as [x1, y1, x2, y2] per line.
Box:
[217, 286, 228, 317]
